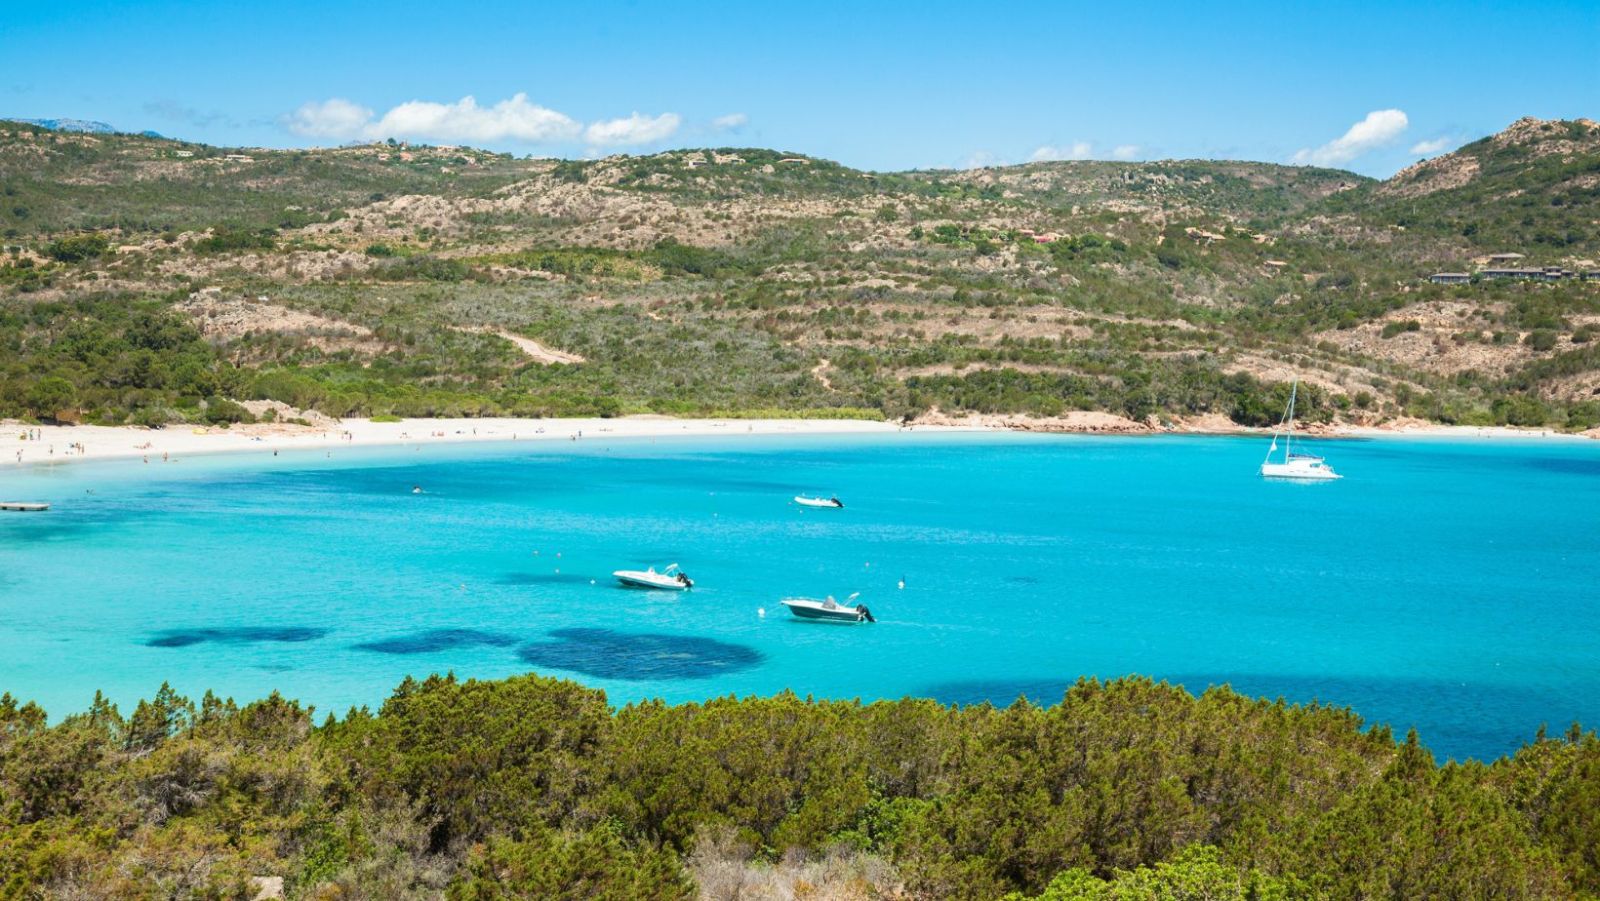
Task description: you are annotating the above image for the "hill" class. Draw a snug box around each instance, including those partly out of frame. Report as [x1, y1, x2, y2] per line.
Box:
[1329, 116, 1600, 256]
[1, 116, 1597, 432]
[5, 117, 118, 134]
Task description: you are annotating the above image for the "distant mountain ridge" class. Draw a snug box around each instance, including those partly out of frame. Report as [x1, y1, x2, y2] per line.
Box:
[7, 117, 118, 134]
[5, 117, 166, 140]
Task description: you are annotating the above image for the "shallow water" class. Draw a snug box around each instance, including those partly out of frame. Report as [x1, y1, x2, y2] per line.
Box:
[2, 431, 1597, 761]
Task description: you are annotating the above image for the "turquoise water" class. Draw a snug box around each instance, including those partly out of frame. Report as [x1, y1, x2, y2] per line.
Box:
[2, 432, 1598, 761]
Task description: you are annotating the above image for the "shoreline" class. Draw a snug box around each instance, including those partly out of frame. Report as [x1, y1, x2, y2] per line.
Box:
[3, 413, 1595, 472]
[911, 410, 1600, 442]
[2, 416, 953, 469]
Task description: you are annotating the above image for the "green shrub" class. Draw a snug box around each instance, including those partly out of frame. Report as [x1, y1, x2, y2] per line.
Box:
[193, 226, 277, 253]
[45, 232, 110, 262]
[25, 375, 78, 418]
[446, 826, 691, 900]
[647, 238, 732, 277]
[202, 396, 254, 424]
[1525, 329, 1560, 351]
[377, 255, 470, 281]
[1381, 320, 1422, 339]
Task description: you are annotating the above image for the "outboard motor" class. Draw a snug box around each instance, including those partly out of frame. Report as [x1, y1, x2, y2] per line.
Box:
[678, 572, 693, 588]
[859, 605, 875, 623]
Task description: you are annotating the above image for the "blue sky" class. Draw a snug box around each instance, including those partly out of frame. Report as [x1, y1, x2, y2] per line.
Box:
[3, 0, 1595, 176]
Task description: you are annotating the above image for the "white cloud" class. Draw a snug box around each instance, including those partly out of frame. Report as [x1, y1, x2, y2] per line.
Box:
[1292, 109, 1409, 166]
[285, 94, 680, 147]
[369, 94, 580, 143]
[285, 98, 375, 139]
[712, 112, 748, 131]
[1409, 136, 1453, 156]
[1030, 142, 1093, 162]
[1111, 144, 1140, 160]
[584, 112, 681, 147]
[960, 150, 1006, 169]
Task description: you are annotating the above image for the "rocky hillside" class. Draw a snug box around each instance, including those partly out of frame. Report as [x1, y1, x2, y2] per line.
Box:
[1334, 116, 1600, 256]
[1, 117, 1597, 431]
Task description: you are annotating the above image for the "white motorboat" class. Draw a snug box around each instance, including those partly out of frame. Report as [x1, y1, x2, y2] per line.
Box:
[780, 593, 875, 624]
[795, 495, 844, 509]
[0, 501, 49, 512]
[613, 563, 693, 590]
[1260, 380, 1341, 481]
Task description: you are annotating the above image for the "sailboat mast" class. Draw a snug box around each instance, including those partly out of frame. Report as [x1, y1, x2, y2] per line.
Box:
[1285, 380, 1297, 460]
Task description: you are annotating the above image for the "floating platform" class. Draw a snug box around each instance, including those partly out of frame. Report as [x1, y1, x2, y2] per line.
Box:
[0, 502, 49, 512]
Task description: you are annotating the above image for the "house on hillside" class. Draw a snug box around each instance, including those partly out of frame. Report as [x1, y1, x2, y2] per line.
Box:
[1487, 252, 1525, 264]
[1428, 272, 1471, 285]
[1480, 267, 1572, 282]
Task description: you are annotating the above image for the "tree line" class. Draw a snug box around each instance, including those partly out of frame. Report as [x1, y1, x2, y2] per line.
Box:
[1, 673, 1596, 898]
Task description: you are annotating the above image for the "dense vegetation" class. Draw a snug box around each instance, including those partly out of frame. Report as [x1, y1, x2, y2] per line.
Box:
[1328, 118, 1600, 253]
[1, 674, 1595, 898]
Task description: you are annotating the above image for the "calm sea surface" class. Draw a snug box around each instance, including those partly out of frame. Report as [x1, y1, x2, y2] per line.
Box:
[2, 431, 1597, 761]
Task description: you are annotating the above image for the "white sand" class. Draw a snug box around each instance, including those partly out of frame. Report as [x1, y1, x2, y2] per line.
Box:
[2, 416, 951, 468]
[3, 414, 1591, 471]
[1323, 423, 1596, 442]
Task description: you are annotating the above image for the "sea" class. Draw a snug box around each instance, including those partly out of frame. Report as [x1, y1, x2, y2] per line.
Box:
[2, 430, 1597, 762]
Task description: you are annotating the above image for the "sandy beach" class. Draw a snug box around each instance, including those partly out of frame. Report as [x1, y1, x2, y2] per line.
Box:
[910, 409, 1600, 442]
[2, 416, 948, 469]
[2, 413, 1593, 472]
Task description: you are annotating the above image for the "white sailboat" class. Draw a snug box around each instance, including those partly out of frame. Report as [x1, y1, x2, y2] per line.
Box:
[1259, 380, 1341, 481]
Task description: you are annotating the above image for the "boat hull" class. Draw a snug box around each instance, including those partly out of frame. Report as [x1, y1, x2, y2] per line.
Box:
[1260, 463, 1341, 481]
[0, 502, 49, 512]
[780, 600, 872, 623]
[613, 572, 691, 590]
[795, 496, 843, 508]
